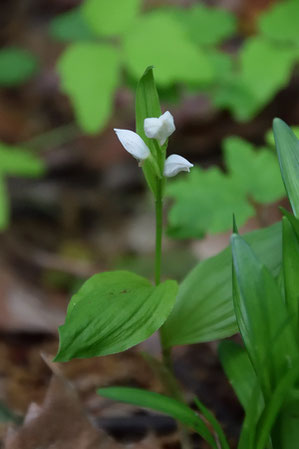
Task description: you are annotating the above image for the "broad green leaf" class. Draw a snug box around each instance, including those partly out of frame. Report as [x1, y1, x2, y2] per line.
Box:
[82, 0, 141, 36]
[161, 222, 282, 347]
[280, 207, 299, 240]
[0, 47, 38, 86]
[219, 340, 263, 414]
[98, 387, 217, 448]
[258, 0, 299, 44]
[237, 382, 263, 449]
[0, 176, 9, 230]
[177, 4, 236, 46]
[49, 7, 96, 42]
[278, 390, 299, 449]
[0, 143, 44, 177]
[123, 11, 213, 87]
[224, 137, 285, 204]
[57, 43, 120, 134]
[231, 233, 298, 398]
[166, 166, 254, 238]
[273, 118, 299, 218]
[135, 66, 161, 197]
[54, 271, 177, 361]
[282, 216, 299, 326]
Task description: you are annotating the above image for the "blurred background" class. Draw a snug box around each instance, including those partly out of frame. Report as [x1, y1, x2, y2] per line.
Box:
[0, 0, 298, 448]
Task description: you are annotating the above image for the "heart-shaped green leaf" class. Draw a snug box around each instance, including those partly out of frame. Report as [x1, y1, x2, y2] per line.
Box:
[54, 271, 177, 361]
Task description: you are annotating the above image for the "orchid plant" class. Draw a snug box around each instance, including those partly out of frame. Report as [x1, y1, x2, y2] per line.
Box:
[54, 67, 299, 449]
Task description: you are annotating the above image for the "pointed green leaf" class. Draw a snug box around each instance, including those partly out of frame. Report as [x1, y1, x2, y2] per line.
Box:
[98, 387, 217, 448]
[57, 43, 120, 134]
[162, 222, 282, 347]
[135, 66, 162, 197]
[231, 233, 298, 398]
[273, 118, 299, 218]
[54, 271, 177, 361]
[282, 216, 299, 327]
[258, 1, 299, 44]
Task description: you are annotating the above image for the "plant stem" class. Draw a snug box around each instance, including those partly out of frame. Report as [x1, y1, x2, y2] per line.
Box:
[155, 179, 193, 449]
[155, 180, 163, 286]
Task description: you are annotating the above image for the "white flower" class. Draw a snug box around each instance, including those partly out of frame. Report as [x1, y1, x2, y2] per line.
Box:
[144, 111, 175, 146]
[163, 154, 193, 178]
[114, 129, 150, 161]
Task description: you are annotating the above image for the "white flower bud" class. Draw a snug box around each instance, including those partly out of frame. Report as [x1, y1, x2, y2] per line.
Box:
[114, 129, 150, 161]
[144, 111, 175, 146]
[163, 154, 193, 178]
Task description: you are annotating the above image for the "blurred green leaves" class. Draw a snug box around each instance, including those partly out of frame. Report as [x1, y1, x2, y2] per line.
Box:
[166, 137, 284, 239]
[0, 47, 38, 86]
[58, 43, 120, 134]
[49, 1, 299, 133]
[0, 143, 45, 230]
[123, 11, 213, 87]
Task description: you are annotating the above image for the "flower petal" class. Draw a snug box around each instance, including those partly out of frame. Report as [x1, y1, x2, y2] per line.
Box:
[144, 111, 175, 145]
[114, 129, 150, 161]
[163, 154, 193, 178]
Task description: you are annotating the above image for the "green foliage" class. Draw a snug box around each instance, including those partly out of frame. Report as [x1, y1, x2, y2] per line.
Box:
[135, 66, 162, 197]
[258, 0, 299, 44]
[273, 118, 299, 218]
[0, 47, 38, 86]
[0, 143, 45, 230]
[161, 222, 281, 347]
[49, 7, 96, 42]
[219, 341, 263, 413]
[123, 11, 213, 87]
[166, 137, 284, 239]
[231, 234, 298, 398]
[58, 43, 120, 134]
[54, 271, 177, 361]
[82, 0, 141, 37]
[176, 4, 236, 46]
[213, 38, 297, 120]
[98, 387, 217, 448]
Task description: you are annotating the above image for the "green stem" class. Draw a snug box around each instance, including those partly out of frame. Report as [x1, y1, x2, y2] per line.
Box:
[155, 180, 163, 286]
[154, 179, 193, 449]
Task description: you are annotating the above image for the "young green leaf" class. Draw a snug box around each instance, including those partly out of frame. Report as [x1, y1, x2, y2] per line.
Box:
[135, 66, 162, 197]
[231, 233, 298, 398]
[54, 271, 177, 361]
[49, 7, 96, 42]
[161, 222, 282, 347]
[57, 43, 120, 134]
[224, 137, 285, 204]
[123, 11, 213, 87]
[82, 0, 141, 37]
[0, 47, 38, 86]
[219, 340, 263, 414]
[282, 216, 299, 327]
[273, 118, 299, 218]
[98, 387, 217, 448]
[258, 0, 299, 44]
[176, 4, 236, 46]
